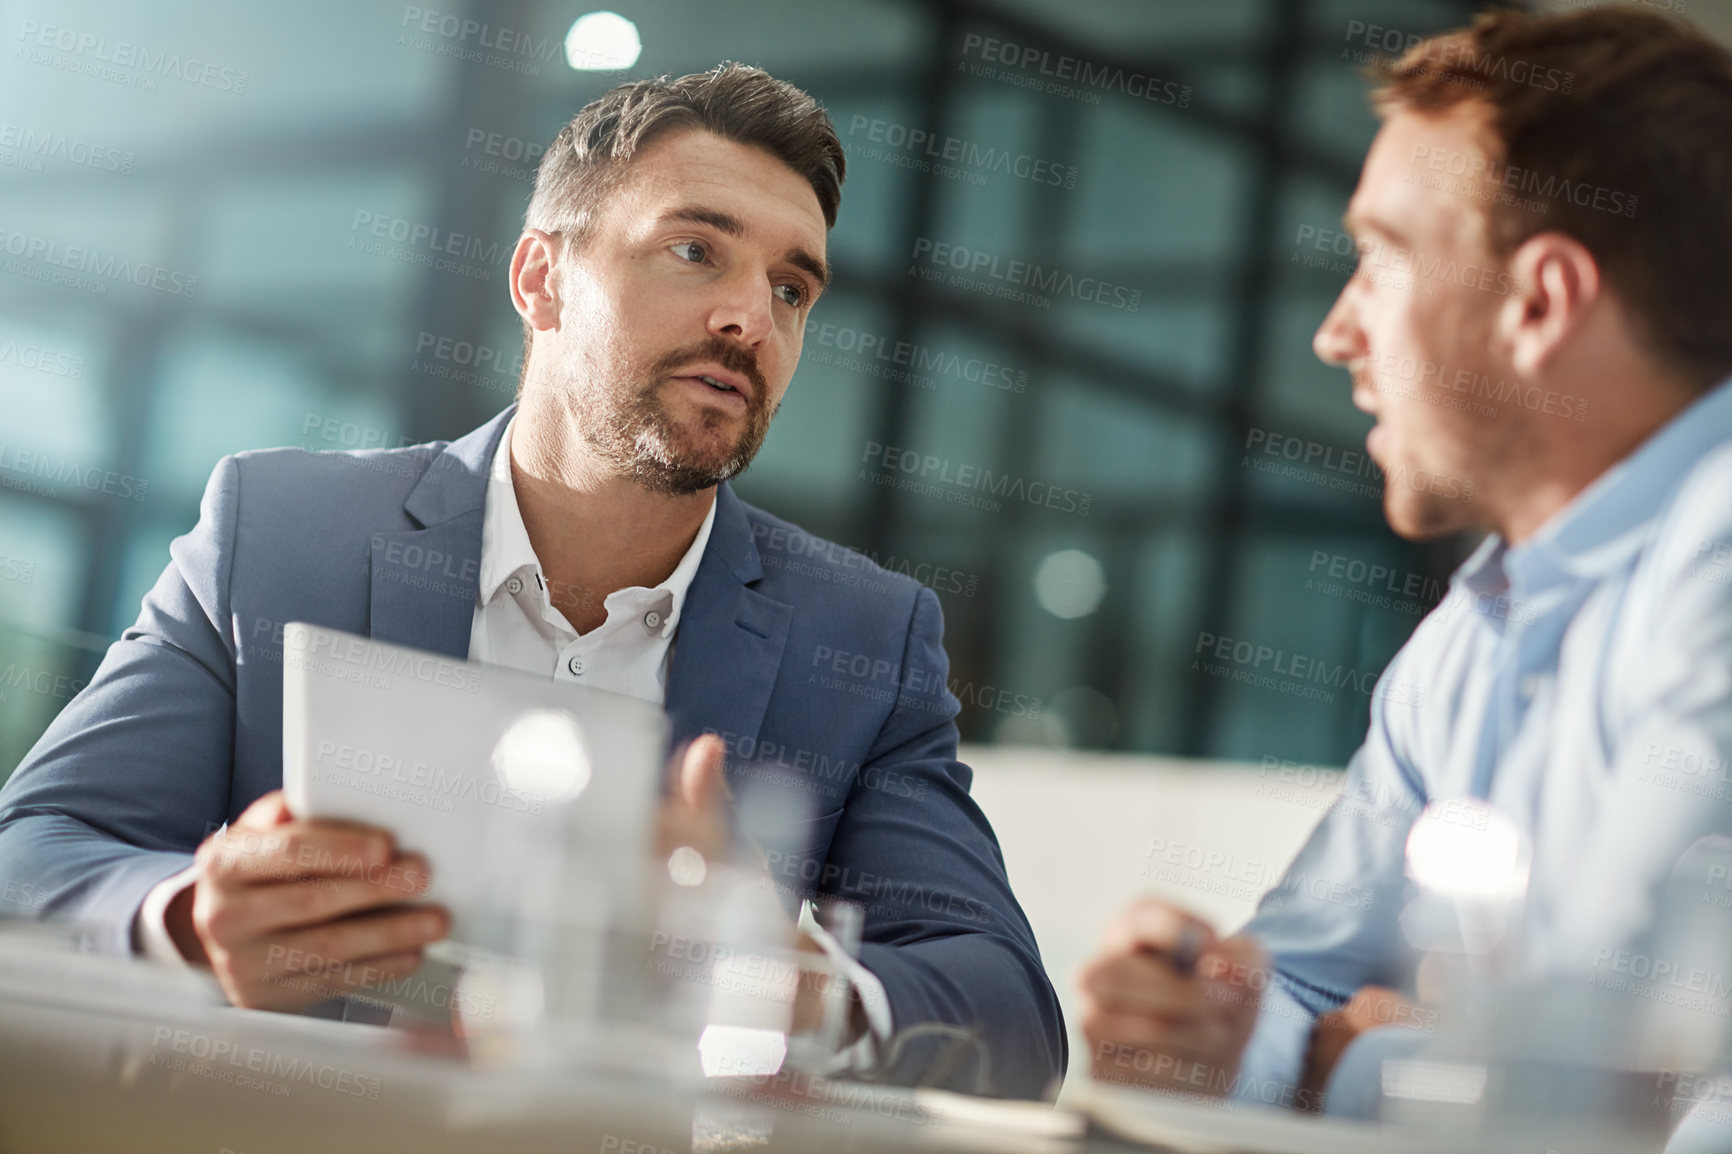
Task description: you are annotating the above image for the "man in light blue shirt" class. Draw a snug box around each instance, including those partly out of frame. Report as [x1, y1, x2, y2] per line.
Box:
[1077, 5, 1732, 1126]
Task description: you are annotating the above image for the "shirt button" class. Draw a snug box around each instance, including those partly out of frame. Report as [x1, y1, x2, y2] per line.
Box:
[1520, 674, 1543, 701]
[506, 576, 524, 596]
[644, 610, 663, 630]
[567, 655, 586, 676]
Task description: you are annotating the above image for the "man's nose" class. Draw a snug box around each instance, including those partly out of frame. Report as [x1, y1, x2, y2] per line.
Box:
[707, 270, 774, 347]
[1313, 287, 1366, 368]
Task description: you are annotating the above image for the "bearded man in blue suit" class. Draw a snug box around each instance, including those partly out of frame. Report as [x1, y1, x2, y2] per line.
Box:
[0, 64, 1064, 1099]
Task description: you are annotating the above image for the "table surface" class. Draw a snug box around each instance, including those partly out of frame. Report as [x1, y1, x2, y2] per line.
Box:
[0, 928, 1658, 1154]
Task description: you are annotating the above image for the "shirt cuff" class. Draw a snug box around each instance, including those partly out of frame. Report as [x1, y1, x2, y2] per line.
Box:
[1232, 976, 1315, 1107]
[132, 864, 200, 967]
[1321, 1024, 1433, 1120]
[797, 900, 893, 1075]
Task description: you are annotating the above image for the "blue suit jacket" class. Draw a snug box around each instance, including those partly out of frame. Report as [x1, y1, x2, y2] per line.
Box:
[0, 407, 1065, 1097]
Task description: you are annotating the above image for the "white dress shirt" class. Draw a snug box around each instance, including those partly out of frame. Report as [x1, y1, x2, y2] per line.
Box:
[467, 416, 716, 693]
[137, 417, 890, 1066]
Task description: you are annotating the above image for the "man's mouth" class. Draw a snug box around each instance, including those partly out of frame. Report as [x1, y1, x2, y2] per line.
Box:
[698, 374, 737, 395]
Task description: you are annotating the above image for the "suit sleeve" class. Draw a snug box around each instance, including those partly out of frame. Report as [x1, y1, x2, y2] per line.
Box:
[0, 456, 242, 954]
[816, 585, 1067, 1100]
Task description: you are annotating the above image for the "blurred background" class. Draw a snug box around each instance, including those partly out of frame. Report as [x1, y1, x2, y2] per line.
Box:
[1, 0, 1723, 782]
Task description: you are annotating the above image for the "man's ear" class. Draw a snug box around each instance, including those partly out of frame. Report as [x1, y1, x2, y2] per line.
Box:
[1499, 231, 1602, 377]
[509, 229, 564, 333]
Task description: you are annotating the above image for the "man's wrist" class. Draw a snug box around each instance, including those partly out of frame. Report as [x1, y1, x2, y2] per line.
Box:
[132, 865, 204, 967]
[163, 881, 208, 965]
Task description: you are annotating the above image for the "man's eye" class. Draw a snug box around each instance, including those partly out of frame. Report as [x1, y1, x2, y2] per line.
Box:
[672, 241, 707, 264]
[773, 283, 806, 307]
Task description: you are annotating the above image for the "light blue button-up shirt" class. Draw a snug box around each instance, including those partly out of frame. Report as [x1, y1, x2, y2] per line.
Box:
[1235, 377, 1732, 1112]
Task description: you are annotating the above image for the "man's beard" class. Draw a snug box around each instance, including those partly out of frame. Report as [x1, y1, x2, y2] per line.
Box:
[580, 337, 775, 496]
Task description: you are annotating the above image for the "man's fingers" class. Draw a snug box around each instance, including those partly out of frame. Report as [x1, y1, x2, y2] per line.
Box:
[242, 942, 429, 1010]
[1081, 953, 1214, 1019]
[199, 819, 395, 887]
[677, 734, 730, 813]
[1099, 898, 1220, 965]
[205, 855, 433, 939]
[254, 905, 449, 986]
[232, 789, 294, 830]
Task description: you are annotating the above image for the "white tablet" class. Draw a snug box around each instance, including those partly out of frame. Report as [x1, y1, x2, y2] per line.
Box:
[280, 622, 669, 945]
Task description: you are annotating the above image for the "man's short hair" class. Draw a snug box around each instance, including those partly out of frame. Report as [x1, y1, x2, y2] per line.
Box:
[1374, 8, 1732, 390]
[526, 62, 845, 241]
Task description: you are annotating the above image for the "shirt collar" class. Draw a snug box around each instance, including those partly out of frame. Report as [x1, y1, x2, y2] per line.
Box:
[477, 415, 718, 639]
[1466, 375, 1732, 593]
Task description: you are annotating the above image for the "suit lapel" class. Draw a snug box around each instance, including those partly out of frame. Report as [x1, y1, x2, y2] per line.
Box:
[367, 514, 486, 659]
[366, 407, 512, 660]
[665, 485, 791, 753]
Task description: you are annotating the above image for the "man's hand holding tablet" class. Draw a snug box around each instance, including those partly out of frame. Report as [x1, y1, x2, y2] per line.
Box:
[166, 790, 445, 1011]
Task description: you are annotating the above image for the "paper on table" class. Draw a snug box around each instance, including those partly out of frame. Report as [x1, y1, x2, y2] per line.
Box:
[1070, 1079, 1448, 1154]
